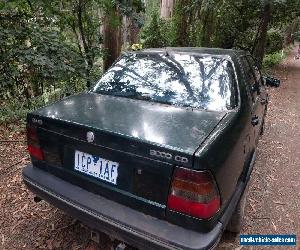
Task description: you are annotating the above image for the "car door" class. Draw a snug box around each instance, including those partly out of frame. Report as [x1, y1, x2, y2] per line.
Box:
[240, 56, 261, 144]
[246, 55, 268, 118]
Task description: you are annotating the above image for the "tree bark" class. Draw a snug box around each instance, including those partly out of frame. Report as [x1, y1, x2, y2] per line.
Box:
[201, 6, 215, 47]
[160, 0, 174, 19]
[253, 0, 272, 66]
[77, 0, 93, 88]
[123, 16, 140, 48]
[103, 8, 122, 71]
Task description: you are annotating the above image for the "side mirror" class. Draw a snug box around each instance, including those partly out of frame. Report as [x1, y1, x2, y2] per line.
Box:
[251, 83, 260, 93]
[264, 76, 280, 88]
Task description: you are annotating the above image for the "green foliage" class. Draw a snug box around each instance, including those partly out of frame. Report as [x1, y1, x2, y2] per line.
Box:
[212, 0, 261, 50]
[272, 0, 300, 27]
[0, 96, 44, 124]
[143, 0, 160, 25]
[0, 0, 146, 124]
[262, 51, 286, 70]
[0, 83, 86, 124]
[1, 0, 299, 125]
[140, 12, 167, 48]
[0, 3, 87, 101]
[145, 0, 300, 55]
[266, 31, 283, 54]
[295, 32, 300, 42]
[35, 0, 106, 87]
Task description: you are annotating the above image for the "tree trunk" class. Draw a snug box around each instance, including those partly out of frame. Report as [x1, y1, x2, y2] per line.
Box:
[253, 0, 272, 66]
[103, 8, 122, 71]
[201, 6, 215, 47]
[77, 0, 93, 88]
[123, 16, 140, 48]
[160, 0, 174, 19]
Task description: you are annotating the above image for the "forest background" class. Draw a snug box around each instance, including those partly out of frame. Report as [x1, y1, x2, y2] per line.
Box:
[1, 0, 299, 125]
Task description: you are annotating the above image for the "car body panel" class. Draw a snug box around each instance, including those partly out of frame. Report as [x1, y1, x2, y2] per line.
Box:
[27, 94, 226, 223]
[24, 47, 268, 249]
[31, 92, 226, 157]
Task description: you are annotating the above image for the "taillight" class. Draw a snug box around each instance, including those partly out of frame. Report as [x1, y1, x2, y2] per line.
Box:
[167, 167, 220, 219]
[27, 125, 44, 161]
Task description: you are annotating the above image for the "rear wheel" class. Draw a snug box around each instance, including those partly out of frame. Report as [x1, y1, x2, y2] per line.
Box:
[260, 95, 268, 135]
[226, 185, 248, 233]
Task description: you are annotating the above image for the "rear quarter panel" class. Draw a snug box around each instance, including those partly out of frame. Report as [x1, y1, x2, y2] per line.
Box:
[194, 55, 255, 215]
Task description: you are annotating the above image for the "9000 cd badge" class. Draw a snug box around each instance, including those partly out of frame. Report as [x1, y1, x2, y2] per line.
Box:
[149, 149, 188, 163]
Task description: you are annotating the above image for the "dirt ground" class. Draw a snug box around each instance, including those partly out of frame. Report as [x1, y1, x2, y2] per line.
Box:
[0, 47, 299, 250]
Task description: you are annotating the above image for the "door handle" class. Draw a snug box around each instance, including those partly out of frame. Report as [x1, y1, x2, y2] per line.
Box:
[251, 115, 259, 126]
[260, 98, 267, 105]
[260, 94, 269, 105]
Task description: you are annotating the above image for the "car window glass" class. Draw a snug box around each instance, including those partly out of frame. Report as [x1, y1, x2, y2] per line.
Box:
[93, 53, 236, 111]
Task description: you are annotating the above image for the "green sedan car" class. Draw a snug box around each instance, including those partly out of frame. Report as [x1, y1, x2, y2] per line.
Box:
[23, 48, 279, 250]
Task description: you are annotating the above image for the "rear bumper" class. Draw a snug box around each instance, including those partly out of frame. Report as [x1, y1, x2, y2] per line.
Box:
[23, 165, 223, 250]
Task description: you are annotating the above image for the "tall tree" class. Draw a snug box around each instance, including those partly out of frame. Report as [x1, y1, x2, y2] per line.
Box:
[160, 0, 174, 19]
[253, 0, 272, 66]
[102, 0, 145, 70]
[200, 1, 219, 47]
[102, 7, 122, 71]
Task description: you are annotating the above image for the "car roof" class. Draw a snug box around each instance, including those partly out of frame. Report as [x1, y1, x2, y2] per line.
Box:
[135, 47, 250, 58]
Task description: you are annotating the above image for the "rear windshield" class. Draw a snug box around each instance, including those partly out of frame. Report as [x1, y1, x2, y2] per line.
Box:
[93, 53, 236, 111]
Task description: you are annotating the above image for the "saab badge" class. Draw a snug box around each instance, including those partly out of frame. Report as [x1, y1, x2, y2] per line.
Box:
[86, 131, 95, 143]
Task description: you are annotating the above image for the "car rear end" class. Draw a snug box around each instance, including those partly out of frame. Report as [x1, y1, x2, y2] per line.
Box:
[25, 108, 222, 221]
[23, 48, 242, 249]
[26, 115, 172, 218]
[24, 119, 223, 249]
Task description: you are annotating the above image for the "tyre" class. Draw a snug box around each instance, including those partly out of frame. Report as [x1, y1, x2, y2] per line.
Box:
[226, 185, 249, 233]
[260, 96, 268, 135]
